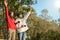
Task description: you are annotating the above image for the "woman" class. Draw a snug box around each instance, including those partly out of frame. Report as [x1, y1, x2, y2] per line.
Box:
[15, 8, 32, 40]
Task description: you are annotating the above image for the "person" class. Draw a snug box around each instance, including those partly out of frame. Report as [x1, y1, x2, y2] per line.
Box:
[15, 8, 32, 40]
[4, 0, 16, 40]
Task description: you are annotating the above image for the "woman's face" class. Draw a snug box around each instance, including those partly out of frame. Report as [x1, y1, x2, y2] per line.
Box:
[10, 12, 14, 17]
[19, 14, 23, 18]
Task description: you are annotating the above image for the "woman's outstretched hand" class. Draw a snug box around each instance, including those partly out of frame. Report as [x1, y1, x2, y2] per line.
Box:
[29, 7, 33, 13]
[4, 0, 8, 7]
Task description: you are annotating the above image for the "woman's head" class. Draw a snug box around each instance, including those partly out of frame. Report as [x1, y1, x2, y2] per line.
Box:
[9, 11, 14, 18]
[17, 12, 24, 18]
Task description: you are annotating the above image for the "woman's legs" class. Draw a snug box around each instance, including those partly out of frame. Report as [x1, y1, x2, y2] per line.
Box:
[8, 29, 16, 40]
[22, 32, 26, 40]
[8, 29, 13, 40]
[12, 30, 16, 40]
[18, 32, 26, 40]
[18, 33, 20, 40]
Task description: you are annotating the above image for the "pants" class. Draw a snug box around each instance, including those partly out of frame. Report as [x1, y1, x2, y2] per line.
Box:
[8, 29, 16, 40]
[18, 32, 26, 40]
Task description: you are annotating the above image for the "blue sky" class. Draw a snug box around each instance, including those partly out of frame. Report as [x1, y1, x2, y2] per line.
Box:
[31, 0, 60, 20]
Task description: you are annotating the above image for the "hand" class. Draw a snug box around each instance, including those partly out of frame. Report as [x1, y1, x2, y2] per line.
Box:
[18, 21, 20, 23]
[15, 21, 20, 24]
[4, 0, 8, 7]
[30, 8, 32, 11]
[29, 7, 33, 13]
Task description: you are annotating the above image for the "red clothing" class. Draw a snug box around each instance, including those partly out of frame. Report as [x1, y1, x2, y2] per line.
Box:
[5, 6, 16, 30]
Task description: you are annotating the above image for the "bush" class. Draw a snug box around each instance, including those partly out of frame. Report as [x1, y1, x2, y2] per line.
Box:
[29, 30, 60, 40]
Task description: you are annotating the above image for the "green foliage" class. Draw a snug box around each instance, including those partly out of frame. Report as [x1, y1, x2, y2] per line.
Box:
[27, 30, 60, 40]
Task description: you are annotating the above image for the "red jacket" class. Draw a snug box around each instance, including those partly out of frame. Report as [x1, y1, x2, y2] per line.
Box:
[5, 6, 16, 30]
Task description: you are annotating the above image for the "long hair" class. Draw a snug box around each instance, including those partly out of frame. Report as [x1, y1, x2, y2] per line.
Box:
[8, 11, 14, 18]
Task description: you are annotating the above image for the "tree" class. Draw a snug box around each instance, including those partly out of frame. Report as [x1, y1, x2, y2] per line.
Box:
[41, 9, 48, 14]
[40, 9, 51, 21]
[0, 0, 37, 25]
[41, 9, 48, 19]
[0, 0, 37, 39]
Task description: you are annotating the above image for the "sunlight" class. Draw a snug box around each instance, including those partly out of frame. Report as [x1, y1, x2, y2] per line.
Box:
[54, 0, 60, 8]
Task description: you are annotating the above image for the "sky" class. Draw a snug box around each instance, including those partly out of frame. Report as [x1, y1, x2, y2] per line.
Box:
[31, 0, 60, 20]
